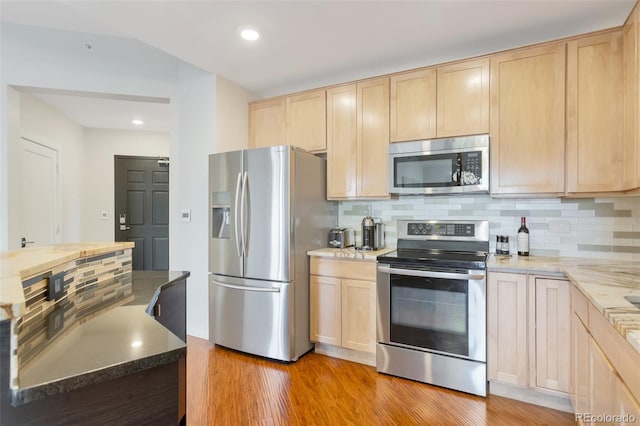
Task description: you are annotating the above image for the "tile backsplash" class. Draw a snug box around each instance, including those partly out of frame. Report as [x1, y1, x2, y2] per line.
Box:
[338, 196, 640, 261]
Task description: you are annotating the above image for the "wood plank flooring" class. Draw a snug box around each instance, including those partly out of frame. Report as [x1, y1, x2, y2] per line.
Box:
[186, 336, 575, 425]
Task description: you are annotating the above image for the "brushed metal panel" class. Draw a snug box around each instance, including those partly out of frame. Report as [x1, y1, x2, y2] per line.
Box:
[211, 274, 292, 361]
[209, 150, 243, 278]
[377, 343, 487, 396]
[243, 146, 291, 282]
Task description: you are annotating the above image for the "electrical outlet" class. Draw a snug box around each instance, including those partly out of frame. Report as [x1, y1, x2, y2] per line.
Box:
[549, 220, 571, 233]
[180, 209, 191, 223]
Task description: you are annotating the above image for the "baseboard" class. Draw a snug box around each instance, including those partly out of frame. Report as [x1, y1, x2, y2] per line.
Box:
[489, 381, 573, 413]
[314, 343, 376, 367]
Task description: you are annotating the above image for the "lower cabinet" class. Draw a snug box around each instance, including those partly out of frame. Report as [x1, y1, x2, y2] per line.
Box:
[309, 257, 376, 354]
[488, 272, 571, 394]
[571, 285, 640, 425]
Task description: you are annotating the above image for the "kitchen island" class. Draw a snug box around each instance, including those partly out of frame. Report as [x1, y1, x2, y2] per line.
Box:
[0, 243, 188, 425]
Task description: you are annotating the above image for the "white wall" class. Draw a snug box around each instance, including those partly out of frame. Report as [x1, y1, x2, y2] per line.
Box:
[82, 128, 170, 241]
[0, 24, 229, 339]
[215, 75, 251, 153]
[18, 92, 85, 244]
[170, 63, 217, 339]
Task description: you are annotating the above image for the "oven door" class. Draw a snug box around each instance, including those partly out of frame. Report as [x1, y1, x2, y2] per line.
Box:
[377, 264, 486, 362]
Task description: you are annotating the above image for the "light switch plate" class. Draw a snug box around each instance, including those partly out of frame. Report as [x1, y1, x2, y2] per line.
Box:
[100, 211, 108, 220]
[180, 209, 191, 223]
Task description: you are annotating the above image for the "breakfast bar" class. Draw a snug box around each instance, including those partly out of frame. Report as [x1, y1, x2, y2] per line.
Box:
[0, 243, 188, 425]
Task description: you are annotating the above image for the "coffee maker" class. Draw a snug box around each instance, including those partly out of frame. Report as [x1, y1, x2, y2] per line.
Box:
[361, 215, 376, 250]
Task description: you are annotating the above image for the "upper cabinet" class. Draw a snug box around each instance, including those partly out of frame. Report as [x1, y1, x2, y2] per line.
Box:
[567, 31, 624, 194]
[490, 43, 566, 195]
[249, 98, 286, 149]
[389, 58, 489, 143]
[249, 89, 327, 152]
[286, 89, 327, 152]
[390, 68, 437, 142]
[624, 5, 640, 191]
[436, 58, 490, 138]
[327, 78, 389, 199]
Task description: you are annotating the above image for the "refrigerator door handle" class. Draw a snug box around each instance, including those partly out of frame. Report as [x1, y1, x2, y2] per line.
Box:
[234, 172, 242, 257]
[240, 171, 248, 256]
[212, 279, 280, 293]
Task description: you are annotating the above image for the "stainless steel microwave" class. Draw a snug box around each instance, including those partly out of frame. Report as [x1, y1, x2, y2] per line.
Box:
[388, 134, 489, 195]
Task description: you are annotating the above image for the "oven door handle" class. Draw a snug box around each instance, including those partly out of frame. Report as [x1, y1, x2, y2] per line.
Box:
[378, 266, 485, 281]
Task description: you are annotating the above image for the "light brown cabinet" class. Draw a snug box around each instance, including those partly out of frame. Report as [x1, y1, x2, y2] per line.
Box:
[488, 272, 570, 394]
[249, 98, 286, 149]
[534, 277, 571, 393]
[488, 272, 528, 386]
[624, 5, 640, 191]
[249, 89, 326, 152]
[309, 257, 377, 354]
[436, 58, 490, 138]
[489, 44, 566, 195]
[326, 78, 389, 199]
[389, 58, 489, 143]
[571, 284, 640, 424]
[567, 31, 624, 194]
[390, 68, 437, 142]
[286, 89, 327, 152]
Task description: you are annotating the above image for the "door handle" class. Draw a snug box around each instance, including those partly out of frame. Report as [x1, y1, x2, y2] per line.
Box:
[240, 171, 248, 256]
[21, 237, 35, 248]
[234, 172, 242, 257]
[119, 225, 131, 231]
[212, 279, 280, 293]
[377, 266, 485, 281]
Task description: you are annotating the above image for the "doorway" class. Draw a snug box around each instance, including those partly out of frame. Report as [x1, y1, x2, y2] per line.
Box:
[19, 137, 60, 248]
[114, 155, 169, 270]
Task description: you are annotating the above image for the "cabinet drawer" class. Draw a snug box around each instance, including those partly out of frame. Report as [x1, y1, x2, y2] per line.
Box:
[310, 257, 376, 281]
[571, 284, 589, 324]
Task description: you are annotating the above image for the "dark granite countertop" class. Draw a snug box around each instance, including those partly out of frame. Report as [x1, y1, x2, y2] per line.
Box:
[7, 270, 189, 406]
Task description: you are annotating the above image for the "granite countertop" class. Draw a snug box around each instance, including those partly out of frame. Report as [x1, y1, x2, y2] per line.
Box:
[307, 247, 395, 260]
[0, 242, 135, 320]
[8, 269, 189, 406]
[488, 254, 640, 356]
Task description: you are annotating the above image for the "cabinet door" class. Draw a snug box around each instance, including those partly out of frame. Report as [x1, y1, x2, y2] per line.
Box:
[390, 69, 437, 142]
[589, 336, 617, 423]
[249, 98, 286, 149]
[326, 84, 357, 198]
[567, 31, 624, 193]
[356, 78, 390, 198]
[534, 277, 570, 393]
[572, 312, 590, 417]
[310, 275, 341, 346]
[286, 89, 327, 152]
[617, 375, 640, 424]
[437, 58, 489, 137]
[341, 279, 376, 353]
[490, 44, 565, 195]
[487, 272, 528, 386]
[623, 8, 639, 191]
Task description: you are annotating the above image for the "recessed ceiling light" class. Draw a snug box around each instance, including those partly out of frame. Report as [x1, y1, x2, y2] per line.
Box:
[239, 27, 260, 41]
[132, 119, 144, 126]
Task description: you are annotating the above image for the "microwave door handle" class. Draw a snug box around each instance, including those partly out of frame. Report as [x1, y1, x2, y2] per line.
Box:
[456, 153, 462, 186]
[378, 266, 485, 281]
[234, 172, 242, 257]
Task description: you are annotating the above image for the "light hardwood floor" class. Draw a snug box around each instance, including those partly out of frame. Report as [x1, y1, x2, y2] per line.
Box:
[186, 336, 575, 425]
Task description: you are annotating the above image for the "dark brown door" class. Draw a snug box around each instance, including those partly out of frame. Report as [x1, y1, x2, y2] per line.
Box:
[115, 156, 169, 270]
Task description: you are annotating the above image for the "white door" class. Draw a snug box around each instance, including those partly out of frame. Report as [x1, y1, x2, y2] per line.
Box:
[19, 137, 59, 247]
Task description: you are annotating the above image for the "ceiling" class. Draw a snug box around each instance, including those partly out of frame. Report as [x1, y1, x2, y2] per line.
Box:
[1, 0, 636, 131]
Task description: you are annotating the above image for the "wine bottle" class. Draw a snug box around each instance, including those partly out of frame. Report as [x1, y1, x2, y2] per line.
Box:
[517, 217, 529, 256]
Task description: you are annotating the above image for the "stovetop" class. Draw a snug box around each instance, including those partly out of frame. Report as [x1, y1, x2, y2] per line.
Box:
[378, 219, 489, 270]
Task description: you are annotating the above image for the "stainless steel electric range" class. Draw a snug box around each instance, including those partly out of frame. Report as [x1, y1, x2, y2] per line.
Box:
[376, 219, 489, 396]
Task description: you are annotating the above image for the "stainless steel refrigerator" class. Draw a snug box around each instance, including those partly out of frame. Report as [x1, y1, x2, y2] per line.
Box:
[208, 145, 336, 361]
